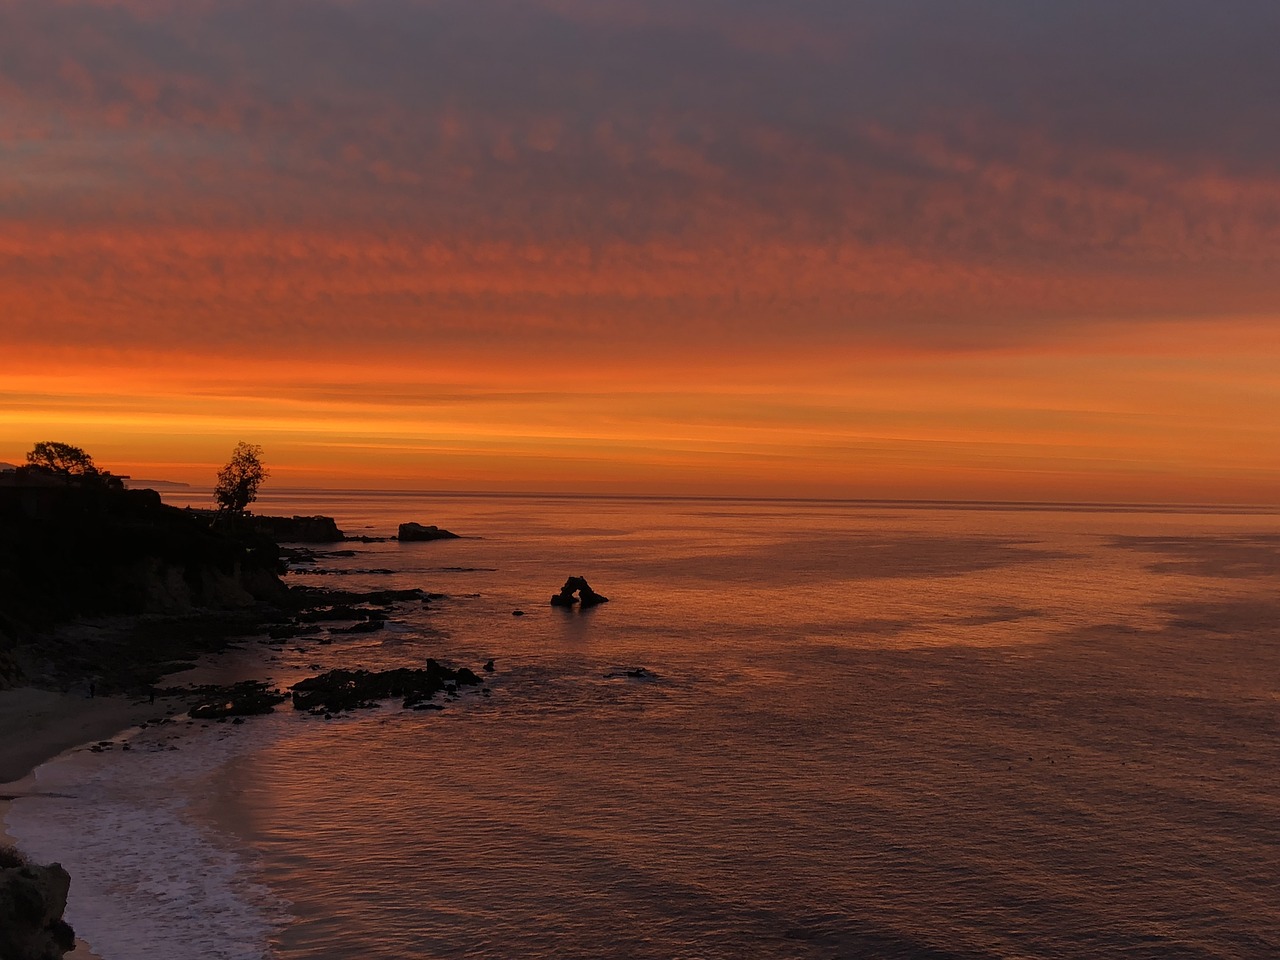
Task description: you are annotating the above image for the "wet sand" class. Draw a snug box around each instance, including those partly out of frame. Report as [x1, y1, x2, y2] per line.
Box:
[0, 687, 169, 786]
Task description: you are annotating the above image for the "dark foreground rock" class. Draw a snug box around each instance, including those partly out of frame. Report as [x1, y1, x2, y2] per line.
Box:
[0, 484, 289, 689]
[550, 576, 609, 608]
[396, 522, 460, 542]
[291, 658, 482, 713]
[0, 852, 75, 960]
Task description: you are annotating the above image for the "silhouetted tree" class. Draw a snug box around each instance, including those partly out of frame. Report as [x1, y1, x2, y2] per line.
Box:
[26, 441, 97, 476]
[214, 442, 268, 515]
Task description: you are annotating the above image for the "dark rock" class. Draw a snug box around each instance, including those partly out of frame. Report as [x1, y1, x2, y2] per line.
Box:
[187, 681, 288, 719]
[291, 658, 483, 713]
[396, 522, 461, 542]
[0, 485, 288, 625]
[247, 515, 345, 543]
[550, 576, 609, 608]
[483, 659, 495, 672]
[604, 667, 654, 680]
[333, 620, 384, 635]
[511, 610, 524, 617]
[268, 623, 323, 640]
[295, 605, 388, 624]
[0, 857, 75, 960]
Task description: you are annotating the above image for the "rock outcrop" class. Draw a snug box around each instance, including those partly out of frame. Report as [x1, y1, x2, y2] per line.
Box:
[187, 680, 290, 719]
[396, 522, 460, 542]
[247, 514, 346, 543]
[291, 658, 482, 713]
[0, 853, 75, 960]
[0, 485, 287, 625]
[0, 483, 289, 688]
[550, 576, 609, 608]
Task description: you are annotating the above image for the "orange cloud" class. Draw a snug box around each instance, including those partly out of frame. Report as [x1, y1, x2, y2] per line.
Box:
[3, 1, 1279, 501]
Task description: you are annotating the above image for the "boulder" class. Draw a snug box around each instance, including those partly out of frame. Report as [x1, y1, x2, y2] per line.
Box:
[396, 523, 460, 542]
[0, 856, 75, 960]
[550, 576, 609, 608]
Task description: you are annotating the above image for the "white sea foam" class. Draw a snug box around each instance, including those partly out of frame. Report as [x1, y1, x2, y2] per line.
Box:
[5, 721, 287, 960]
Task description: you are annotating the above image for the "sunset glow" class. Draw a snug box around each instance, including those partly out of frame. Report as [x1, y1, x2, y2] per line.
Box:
[3, 1, 1278, 501]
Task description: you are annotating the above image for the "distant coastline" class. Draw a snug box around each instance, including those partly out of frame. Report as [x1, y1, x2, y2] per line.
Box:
[124, 479, 192, 490]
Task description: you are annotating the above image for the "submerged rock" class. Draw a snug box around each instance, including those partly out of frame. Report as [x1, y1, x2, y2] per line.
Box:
[396, 522, 460, 542]
[604, 667, 654, 680]
[550, 576, 609, 608]
[0, 854, 75, 960]
[333, 620, 384, 635]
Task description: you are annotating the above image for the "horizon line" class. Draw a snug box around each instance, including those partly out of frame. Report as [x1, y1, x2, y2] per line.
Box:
[156, 486, 1280, 513]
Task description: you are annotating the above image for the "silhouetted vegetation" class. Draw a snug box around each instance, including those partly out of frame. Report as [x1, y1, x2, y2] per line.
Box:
[214, 442, 268, 515]
[26, 441, 96, 476]
[16, 442, 125, 490]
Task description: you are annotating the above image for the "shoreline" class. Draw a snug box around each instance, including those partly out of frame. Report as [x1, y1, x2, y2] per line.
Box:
[0, 686, 175, 852]
[0, 688, 175, 960]
[0, 687, 176, 787]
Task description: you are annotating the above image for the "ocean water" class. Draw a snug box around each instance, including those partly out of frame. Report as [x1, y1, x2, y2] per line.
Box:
[8, 494, 1280, 959]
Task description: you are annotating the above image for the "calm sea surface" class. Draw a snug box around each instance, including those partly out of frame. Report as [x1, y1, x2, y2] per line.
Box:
[9, 493, 1280, 959]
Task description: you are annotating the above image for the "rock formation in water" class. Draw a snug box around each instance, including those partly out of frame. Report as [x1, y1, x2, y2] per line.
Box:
[247, 514, 346, 543]
[290, 658, 482, 713]
[396, 522, 461, 542]
[187, 680, 290, 719]
[0, 851, 75, 960]
[549, 576, 609, 608]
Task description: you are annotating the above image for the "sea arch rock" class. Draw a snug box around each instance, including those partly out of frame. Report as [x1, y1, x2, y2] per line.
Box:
[550, 577, 609, 608]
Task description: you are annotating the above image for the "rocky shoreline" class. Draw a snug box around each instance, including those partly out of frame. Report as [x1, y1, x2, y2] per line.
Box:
[0, 484, 490, 959]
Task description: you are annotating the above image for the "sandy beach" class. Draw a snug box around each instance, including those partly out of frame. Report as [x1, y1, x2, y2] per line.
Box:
[0, 685, 170, 850]
[0, 687, 169, 787]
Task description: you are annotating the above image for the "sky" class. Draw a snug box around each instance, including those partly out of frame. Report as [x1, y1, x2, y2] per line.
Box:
[2, 0, 1279, 501]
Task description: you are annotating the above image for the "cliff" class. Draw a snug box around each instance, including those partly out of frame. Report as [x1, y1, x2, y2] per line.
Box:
[0, 485, 289, 689]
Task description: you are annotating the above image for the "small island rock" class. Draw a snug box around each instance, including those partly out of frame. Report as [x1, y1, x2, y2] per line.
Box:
[550, 576, 609, 608]
[396, 522, 461, 542]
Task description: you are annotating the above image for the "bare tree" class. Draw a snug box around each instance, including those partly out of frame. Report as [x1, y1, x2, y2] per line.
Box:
[214, 442, 269, 515]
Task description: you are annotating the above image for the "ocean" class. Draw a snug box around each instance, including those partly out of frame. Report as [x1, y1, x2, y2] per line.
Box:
[7, 493, 1280, 959]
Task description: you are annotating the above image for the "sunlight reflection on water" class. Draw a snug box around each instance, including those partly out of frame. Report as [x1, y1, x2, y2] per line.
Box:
[15, 496, 1280, 959]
